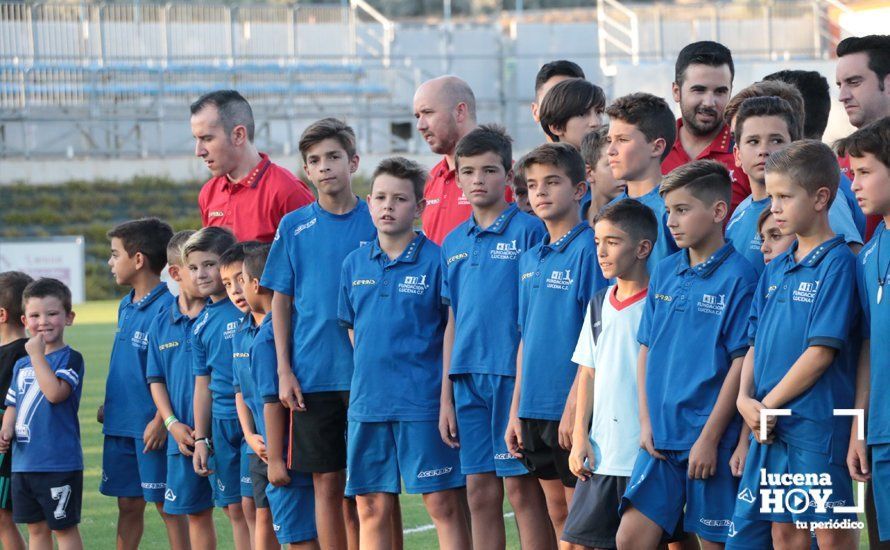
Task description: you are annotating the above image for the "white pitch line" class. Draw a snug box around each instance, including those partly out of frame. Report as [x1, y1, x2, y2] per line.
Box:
[404, 512, 515, 535]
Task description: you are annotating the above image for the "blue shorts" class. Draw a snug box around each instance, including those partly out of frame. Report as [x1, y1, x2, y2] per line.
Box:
[619, 447, 738, 543]
[346, 420, 465, 495]
[870, 443, 890, 542]
[267, 477, 317, 544]
[164, 453, 213, 515]
[240, 445, 253, 499]
[731, 438, 856, 526]
[100, 435, 167, 503]
[209, 417, 244, 507]
[452, 373, 527, 477]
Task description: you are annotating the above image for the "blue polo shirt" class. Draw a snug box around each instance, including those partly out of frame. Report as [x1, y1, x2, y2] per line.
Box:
[338, 234, 446, 422]
[6, 346, 84, 473]
[192, 297, 242, 420]
[231, 313, 260, 455]
[857, 223, 890, 445]
[638, 244, 756, 451]
[610, 186, 678, 273]
[146, 301, 203, 456]
[517, 222, 599, 420]
[726, 195, 771, 276]
[104, 283, 174, 438]
[441, 204, 546, 377]
[261, 200, 377, 394]
[749, 236, 858, 455]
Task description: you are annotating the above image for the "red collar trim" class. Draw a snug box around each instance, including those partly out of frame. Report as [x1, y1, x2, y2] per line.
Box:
[609, 285, 648, 311]
[673, 119, 733, 158]
[223, 153, 272, 190]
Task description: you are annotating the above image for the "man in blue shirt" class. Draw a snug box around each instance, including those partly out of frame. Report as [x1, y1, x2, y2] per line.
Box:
[338, 157, 468, 549]
[840, 118, 890, 546]
[0, 279, 84, 548]
[99, 218, 187, 548]
[731, 141, 859, 549]
[146, 230, 215, 544]
[439, 125, 551, 549]
[262, 118, 375, 548]
[616, 160, 757, 547]
[504, 143, 598, 545]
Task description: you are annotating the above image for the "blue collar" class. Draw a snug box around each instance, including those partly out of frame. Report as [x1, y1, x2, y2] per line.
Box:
[205, 296, 233, 310]
[676, 242, 735, 278]
[129, 282, 169, 310]
[369, 233, 427, 265]
[236, 312, 255, 333]
[779, 235, 846, 271]
[540, 222, 590, 254]
[466, 204, 519, 236]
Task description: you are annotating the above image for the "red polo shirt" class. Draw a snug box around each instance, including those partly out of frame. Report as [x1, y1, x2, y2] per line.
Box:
[839, 153, 881, 240]
[420, 157, 514, 245]
[198, 153, 314, 243]
[661, 120, 750, 213]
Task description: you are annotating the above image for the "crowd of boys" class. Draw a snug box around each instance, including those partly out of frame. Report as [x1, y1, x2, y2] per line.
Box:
[0, 34, 889, 550]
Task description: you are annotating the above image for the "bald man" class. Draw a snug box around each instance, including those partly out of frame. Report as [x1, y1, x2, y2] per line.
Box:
[413, 76, 481, 244]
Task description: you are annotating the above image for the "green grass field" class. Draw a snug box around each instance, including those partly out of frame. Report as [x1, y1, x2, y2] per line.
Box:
[68, 301, 520, 548]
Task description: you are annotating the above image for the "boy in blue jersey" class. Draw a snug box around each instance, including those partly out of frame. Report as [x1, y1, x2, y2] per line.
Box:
[99, 218, 188, 549]
[339, 156, 469, 548]
[146, 230, 216, 546]
[262, 118, 374, 549]
[580, 126, 626, 224]
[0, 270, 32, 550]
[0, 279, 83, 549]
[438, 125, 551, 549]
[604, 93, 680, 272]
[616, 160, 758, 548]
[841, 117, 890, 546]
[730, 141, 860, 549]
[564, 199, 656, 549]
[184, 227, 253, 550]
[245, 245, 320, 550]
[538, 78, 606, 149]
[504, 143, 598, 546]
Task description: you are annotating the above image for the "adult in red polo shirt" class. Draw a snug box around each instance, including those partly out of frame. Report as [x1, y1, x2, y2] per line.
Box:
[191, 90, 314, 242]
[661, 41, 750, 213]
[836, 35, 890, 240]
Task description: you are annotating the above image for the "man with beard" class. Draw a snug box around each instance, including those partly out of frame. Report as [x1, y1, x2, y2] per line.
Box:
[661, 41, 750, 212]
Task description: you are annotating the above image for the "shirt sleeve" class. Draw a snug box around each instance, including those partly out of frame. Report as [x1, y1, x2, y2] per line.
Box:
[856, 251, 871, 334]
[192, 317, 210, 376]
[577, 245, 597, 307]
[806, 258, 858, 349]
[440, 248, 452, 306]
[828, 196, 864, 245]
[572, 305, 597, 369]
[198, 184, 210, 228]
[4, 362, 19, 407]
[254, 337, 280, 403]
[722, 278, 755, 360]
[747, 270, 768, 345]
[636, 271, 658, 347]
[56, 350, 83, 390]
[516, 253, 529, 333]
[281, 180, 314, 219]
[337, 261, 355, 329]
[145, 318, 164, 383]
[260, 219, 296, 295]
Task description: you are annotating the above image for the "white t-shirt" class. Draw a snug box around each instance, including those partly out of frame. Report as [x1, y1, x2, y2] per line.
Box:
[572, 284, 647, 477]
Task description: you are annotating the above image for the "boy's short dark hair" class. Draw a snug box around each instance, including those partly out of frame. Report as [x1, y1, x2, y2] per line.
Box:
[0, 271, 34, 326]
[371, 157, 428, 202]
[766, 139, 840, 204]
[298, 118, 357, 162]
[516, 143, 586, 186]
[580, 126, 610, 169]
[107, 218, 174, 275]
[733, 96, 801, 144]
[535, 60, 585, 94]
[511, 160, 528, 195]
[190, 90, 255, 142]
[182, 227, 237, 262]
[660, 159, 732, 207]
[455, 124, 513, 173]
[605, 93, 677, 161]
[837, 35, 890, 88]
[835, 116, 890, 169]
[219, 241, 262, 270]
[244, 243, 272, 282]
[538, 79, 606, 143]
[593, 198, 658, 253]
[22, 278, 72, 314]
[167, 230, 196, 266]
[674, 41, 735, 84]
[763, 70, 830, 139]
[756, 205, 774, 233]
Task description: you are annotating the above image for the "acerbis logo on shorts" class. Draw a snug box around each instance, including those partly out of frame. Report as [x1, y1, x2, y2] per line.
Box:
[273, 523, 281, 532]
[699, 518, 731, 528]
[165, 489, 177, 502]
[142, 482, 166, 490]
[241, 476, 252, 485]
[417, 467, 453, 479]
[493, 453, 514, 461]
